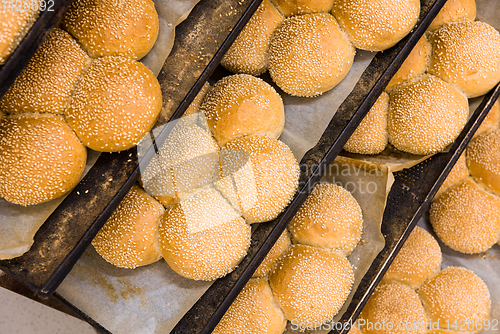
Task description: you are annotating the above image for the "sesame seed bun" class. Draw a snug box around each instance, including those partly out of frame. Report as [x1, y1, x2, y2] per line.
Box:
[158, 187, 251, 280]
[183, 82, 211, 117]
[289, 183, 363, 256]
[65, 56, 162, 152]
[435, 152, 468, 198]
[474, 100, 499, 138]
[344, 92, 389, 155]
[221, 0, 283, 76]
[213, 278, 286, 334]
[252, 229, 291, 278]
[269, 244, 354, 324]
[269, 13, 355, 97]
[270, 0, 335, 17]
[418, 266, 491, 333]
[430, 177, 500, 254]
[428, 0, 476, 31]
[219, 135, 299, 224]
[200, 74, 284, 146]
[429, 21, 500, 98]
[359, 281, 428, 334]
[467, 129, 500, 195]
[386, 36, 432, 92]
[0, 113, 86, 206]
[388, 74, 469, 155]
[92, 185, 165, 268]
[0, 7, 39, 65]
[383, 226, 442, 289]
[0, 28, 90, 115]
[61, 0, 159, 59]
[331, 0, 420, 52]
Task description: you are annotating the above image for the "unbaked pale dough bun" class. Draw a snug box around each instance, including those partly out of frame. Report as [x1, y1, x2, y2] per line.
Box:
[428, 0, 476, 31]
[0, 113, 86, 206]
[429, 21, 500, 98]
[474, 100, 499, 138]
[344, 92, 389, 154]
[65, 56, 162, 152]
[62, 0, 159, 59]
[158, 187, 251, 280]
[418, 266, 491, 333]
[213, 278, 287, 334]
[269, 244, 353, 323]
[386, 36, 432, 92]
[270, 0, 335, 16]
[430, 177, 500, 254]
[388, 74, 469, 155]
[331, 0, 420, 51]
[200, 74, 284, 146]
[219, 135, 299, 223]
[359, 281, 428, 334]
[467, 129, 500, 195]
[383, 226, 442, 289]
[92, 185, 165, 268]
[436, 152, 468, 197]
[221, 0, 283, 76]
[289, 183, 363, 256]
[252, 229, 291, 278]
[0, 7, 38, 64]
[269, 13, 355, 97]
[0, 28, 90, 114]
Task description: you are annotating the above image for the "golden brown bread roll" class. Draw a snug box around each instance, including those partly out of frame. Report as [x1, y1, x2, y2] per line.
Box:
[270, 0, 335, 17]
[467, 129, 500, 195]
[430, 177, 500, 254]
[388, 74, 469, 155]
[383, 226, 442, 289]
[92, 185, 165, 268]
[386, 36, 431, 92]
[0, 113, 86, 206]
[289, 183, 363, 256]
[429, 21, 500, 98]
[158, 188, 251, 280]
[428, 0, 476, 31]
[183, 82, 211, 117]
[0, 28, 90, 114]
[344, 92, 389, 155]
[435, 152, 468, 198]
[359, 281, 428, 334]
[200, 74, 284, 146]
[213, 278, 287, 334]
[219, 135, 299, 224]
[221, 0, 283, 75]
[0, 7, 39, 65]
[331, 0, 420, 51]
[252, 229, 291, 278]
[269, 244, 354, 324]
[474, 100, 499, 138]
[268, 13, 355, 97]
[61, 0, 159, 59]
[65, 56, 162, 152]
[418, 266, 491, 333]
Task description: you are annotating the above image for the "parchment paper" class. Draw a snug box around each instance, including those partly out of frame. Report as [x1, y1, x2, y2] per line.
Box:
[0, 0, 201, 260]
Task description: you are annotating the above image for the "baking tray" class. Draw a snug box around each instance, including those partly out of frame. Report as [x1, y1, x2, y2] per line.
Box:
[0, 0, 264, 297]
[0, 0, 75, 99]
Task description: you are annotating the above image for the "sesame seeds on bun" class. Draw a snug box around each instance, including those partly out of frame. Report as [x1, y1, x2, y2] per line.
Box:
[92, 185, 165, 269]
[0, 6, 38, 65]
[0, 113, 86, 206]
[269, 13, 355, 97]
[436, 152, 468, 198]
[331, 0, 420, 52]
[252, 229, 291, 278]
[467, 129, 500, 195]
[65, 56, 162, 152]
[428, 0, 476, 31]
[474, 100, 499, 138]
[270, 0, 335, 17]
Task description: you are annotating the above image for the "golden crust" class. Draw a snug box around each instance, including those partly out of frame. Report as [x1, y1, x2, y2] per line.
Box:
[270, 0, 335, 17]
[428, 0, 476, 31]
[467, 129, 500, 195]
[252, 229, 291, 278]
[436, 152, 469, 198]
[0, 6, 39, 64]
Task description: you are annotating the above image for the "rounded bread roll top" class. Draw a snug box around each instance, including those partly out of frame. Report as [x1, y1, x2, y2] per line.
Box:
[270, 0, 335, 16]
[65, 56, 162, 152]
[201, 74, 284, 146]
[435, 152, 468, 198]
[0, 28, 90, 114]
[252, 229, 291, 278]
[474, 99, 499, 138]
[467, 129, 500, 195]
[0, 113, 86, 206]
[430, 177, 500, 254]
[269, 244, 354, 324]
[388, 74, 469, 155]
[418, 266, 491, 333]
[429, 21, 500, 98]
[92, 185, 165, 268]
[331, 0, 420, 51]
[428, 0, 476, 31]
[269, 13, 355, 97]
[213, 278, 286, 334]
[383, 226, 442, 289]
[62, 0, 159, 59]
[0, 6, 38, 64]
